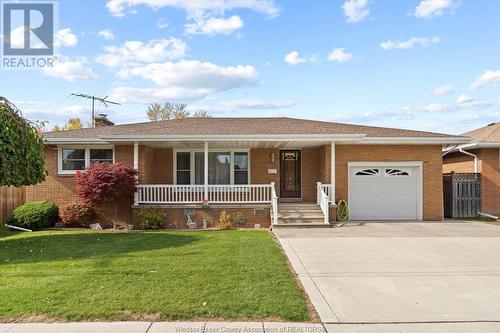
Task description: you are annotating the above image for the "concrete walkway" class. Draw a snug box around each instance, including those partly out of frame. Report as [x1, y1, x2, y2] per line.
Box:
[274, 221, 500, 331]
[2, 321, 500, 333]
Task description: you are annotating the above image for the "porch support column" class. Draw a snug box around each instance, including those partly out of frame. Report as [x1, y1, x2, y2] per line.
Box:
[330, 142, 335, 204]
[133, 142, 139, 205]
[204, 141, 209, 202]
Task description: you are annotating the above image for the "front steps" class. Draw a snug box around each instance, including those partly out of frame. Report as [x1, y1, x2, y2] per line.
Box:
[274, 203, 332, 228]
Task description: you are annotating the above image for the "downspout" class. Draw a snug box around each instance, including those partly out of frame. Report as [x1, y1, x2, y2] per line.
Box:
[458, 147, 478, 173]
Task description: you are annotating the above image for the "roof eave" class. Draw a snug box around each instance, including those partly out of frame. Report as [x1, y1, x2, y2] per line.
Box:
[356, 136, 471, 145]
[96, 133, 367, 142]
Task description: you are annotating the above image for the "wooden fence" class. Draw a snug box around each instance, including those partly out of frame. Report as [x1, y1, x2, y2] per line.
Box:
[0, 186, 26, 224]
[443, 173, 481, 218]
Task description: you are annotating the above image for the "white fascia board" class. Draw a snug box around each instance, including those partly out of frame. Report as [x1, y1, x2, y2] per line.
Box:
[356, 136, 471, 145]
[458, 142, 500, 149]
[43, 138, 109, 144]
[98, 134, 366, 142]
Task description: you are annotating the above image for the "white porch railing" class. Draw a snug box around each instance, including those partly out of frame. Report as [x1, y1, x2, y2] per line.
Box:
[316, 182, 330, 224]
[136, 184, 275, 204]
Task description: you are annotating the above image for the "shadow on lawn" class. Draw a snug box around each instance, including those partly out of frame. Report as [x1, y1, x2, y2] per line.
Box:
[0, 232, 200, 265]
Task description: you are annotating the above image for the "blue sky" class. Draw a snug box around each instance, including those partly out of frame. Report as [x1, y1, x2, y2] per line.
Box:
[2, 0, 499, 134]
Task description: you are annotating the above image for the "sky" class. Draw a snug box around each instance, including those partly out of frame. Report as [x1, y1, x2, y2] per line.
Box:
[1, 0, 499, 134]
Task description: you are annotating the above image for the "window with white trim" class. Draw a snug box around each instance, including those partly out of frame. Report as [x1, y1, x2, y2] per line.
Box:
[58, 146, 114, 174]
[175, 150, 249, 185]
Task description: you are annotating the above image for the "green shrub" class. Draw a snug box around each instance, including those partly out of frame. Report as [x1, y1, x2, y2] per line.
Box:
[217, 211, 233, 230]
[59, 203, 95, 227]
[6, 201, 58, 230]
[136, 207, 166, 230]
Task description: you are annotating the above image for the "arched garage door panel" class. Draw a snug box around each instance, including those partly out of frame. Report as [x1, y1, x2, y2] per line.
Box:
[349, 165, 421, 220]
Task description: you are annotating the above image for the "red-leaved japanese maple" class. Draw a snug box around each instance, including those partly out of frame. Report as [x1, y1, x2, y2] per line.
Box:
[74, 162, 137, 227]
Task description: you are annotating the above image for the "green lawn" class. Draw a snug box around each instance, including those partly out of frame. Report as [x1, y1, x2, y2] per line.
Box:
[0, 230, 310, 322]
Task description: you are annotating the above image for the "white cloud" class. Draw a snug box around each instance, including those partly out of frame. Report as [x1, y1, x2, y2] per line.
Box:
[185, 15, 243, 36]
[456, 94, 473, 104]
[218, 99, 295, 111]
[424, 103, 451, 113]
[342, 0, 369, 23]
[105, 0, 279, 18]
[414, 0, 461, 19]
[284, 51, 306, 65]
[42, 56, 97, 82]
[157, 18, 169, 28]
[98, 29, 115, 40]
[96, 38, 187, 68]
[470, 70, 500, 89]
[14, 100, 88, 117]
[327, 48, 353, 62]
[432, 84, 454, 96]
[380, 36, 440, 50]
[109, 60, 259, 103]
[108, 86, 210, 104]
[54, 28, 78, 48]
[117, 60, 258, 88]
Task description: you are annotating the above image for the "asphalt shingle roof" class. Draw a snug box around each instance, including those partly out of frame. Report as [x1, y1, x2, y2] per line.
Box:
[462, 122, 500, 142]
[43, 117, 458, 139]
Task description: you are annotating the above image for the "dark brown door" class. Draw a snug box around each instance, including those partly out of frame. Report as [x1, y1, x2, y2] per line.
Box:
[280, 150, 301, 198]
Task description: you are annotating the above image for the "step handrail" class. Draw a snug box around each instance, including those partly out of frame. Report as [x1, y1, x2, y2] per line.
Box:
[271, 182, 278, 225]
[316, 182, 330, 224]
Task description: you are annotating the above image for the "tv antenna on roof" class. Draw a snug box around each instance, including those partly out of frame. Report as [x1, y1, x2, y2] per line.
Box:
[70, 93, 121, 127]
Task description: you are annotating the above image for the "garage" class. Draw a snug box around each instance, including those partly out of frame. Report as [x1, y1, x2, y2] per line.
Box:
[348, 162, 423, 220]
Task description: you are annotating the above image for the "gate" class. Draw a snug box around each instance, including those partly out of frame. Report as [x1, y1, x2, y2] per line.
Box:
[443, 172, 481, 218]
[0, 186, 26, 224]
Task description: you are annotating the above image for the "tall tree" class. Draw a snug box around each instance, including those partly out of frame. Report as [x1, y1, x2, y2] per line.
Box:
[147, 103, 209, 121]
[0, 97, 46, 186]
[52, 117, 84, 131]
[192, 109, 211, 118]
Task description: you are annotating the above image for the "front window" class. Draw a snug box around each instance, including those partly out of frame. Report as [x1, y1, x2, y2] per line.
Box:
[176, 151, 249, 185]
[234, 152, 248, 184]
[59, 146, 114, 174]
[176, 152, 191, 185]
[209, 152, 231, 184]
[90, 149, 113, 164]
[62, 149, 85, 171]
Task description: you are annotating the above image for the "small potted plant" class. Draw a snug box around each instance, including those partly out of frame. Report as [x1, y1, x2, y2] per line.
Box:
[234, 212, 246, 226]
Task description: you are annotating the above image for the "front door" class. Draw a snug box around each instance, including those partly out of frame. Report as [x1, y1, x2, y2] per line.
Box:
[280, 150, 301, 198]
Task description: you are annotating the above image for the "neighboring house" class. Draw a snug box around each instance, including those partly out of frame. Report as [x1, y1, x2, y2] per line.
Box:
[443, 122, 500, 216]
[27, 117, 467, 228]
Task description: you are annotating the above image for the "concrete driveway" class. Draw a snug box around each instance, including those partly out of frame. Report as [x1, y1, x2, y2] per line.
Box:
[275, 221, 500, 329]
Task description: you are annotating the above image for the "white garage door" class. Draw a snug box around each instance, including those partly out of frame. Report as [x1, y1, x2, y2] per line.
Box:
[349, 164, 421, 220]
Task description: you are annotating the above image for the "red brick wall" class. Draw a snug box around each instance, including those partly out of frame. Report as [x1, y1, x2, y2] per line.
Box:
[250, 148, 280, 193]
[335, 145, 444, 220]
[132, 205, 271, 229]
[442, 150, 476, 173]
[301, 147, 321, 202]
[152, 148, 173, 183]
[479, 148, 500, 215]
[25, 145, 135, 225]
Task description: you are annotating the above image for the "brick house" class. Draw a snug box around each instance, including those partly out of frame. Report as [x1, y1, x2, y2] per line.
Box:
[28, 117, 468, 228]
[443, 122, 500, 216]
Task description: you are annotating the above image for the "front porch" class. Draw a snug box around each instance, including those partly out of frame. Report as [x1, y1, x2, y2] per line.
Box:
[127, 139, 340, 226]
